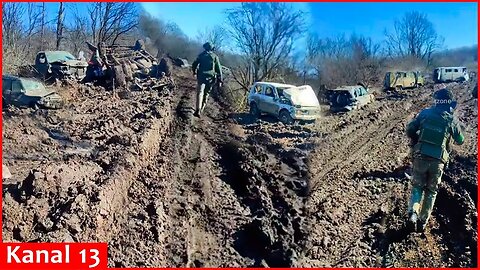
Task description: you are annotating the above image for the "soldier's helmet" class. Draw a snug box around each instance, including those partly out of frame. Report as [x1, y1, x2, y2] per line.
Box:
[433, 88, 456, 109]
[203, 42, 214, 51]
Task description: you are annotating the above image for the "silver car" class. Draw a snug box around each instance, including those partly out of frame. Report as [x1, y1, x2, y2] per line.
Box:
[247, 82, 321, 124]
[327, 84, 374, 112]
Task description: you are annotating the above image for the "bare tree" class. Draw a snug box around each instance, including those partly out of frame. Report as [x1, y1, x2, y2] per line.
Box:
[307, 33, 383, 88]
[307, 34, 351, 87]
[350, 35, 383, 86]
[196, 25, 226, 52]
[385, 11, 443, 64]
[56, 2, 65, 49]
[67, 6, 89, 55]
[41, 3, 46, 46]
[307, 34, 349, 76]
[3, 3, 46, 72]
[225, 3, 306, 90]
[24, 3, 43, 52]
[88, 2, 139, 45]
[2, 3, 26, 48]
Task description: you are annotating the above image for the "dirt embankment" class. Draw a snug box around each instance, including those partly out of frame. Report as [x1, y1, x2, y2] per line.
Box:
[2, 68, 477, 268]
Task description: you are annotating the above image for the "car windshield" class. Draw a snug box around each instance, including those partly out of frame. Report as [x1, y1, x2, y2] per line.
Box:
[45, 51, 76, 62]
[21, 79, 46, 91]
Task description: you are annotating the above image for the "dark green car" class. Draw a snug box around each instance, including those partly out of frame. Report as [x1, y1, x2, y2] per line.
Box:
[2, 75, 64, 109]
[35, 51, 88, 80]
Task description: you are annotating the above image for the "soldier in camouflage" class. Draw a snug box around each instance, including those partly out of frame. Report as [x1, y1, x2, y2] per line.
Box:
[192, 42, 223, 117]
[406, 88, 465, 232]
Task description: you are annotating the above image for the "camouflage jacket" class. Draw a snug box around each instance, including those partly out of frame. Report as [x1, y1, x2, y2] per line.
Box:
[406, 106, 464, 162]
[192, 51, 222, 82]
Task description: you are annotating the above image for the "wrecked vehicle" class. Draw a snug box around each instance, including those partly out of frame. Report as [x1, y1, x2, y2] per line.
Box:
[384, 71, 425, 90]
[35, 51, 88, 80]
[132, 76, 175, 92]
[171, 57, 190, 68]
[2, 75, 64, 109]
[84, 40, 170, 89]
[328, 84, 374, 112]
[433, 66, 469, 83]
[248, 82, 321, 124]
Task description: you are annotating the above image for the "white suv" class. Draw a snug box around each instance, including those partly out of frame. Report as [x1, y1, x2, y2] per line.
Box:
[247, 82, 321, 124]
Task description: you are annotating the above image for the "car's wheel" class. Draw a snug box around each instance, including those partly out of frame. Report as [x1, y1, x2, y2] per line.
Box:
[249, 102, 260, 118]
[395, 85, 403, 91]
[279, 109, 294, 125]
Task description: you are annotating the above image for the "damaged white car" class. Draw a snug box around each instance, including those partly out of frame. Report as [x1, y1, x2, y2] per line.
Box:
[247, 82, 321, 124]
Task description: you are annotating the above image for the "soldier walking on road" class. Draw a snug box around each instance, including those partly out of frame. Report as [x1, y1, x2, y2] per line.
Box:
[406, 88, 465, 232]
[192, 42, 223, 118]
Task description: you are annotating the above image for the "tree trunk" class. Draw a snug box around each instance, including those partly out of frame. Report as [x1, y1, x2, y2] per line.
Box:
[41, 2, 45, 49]
[56, 2, 65, 50]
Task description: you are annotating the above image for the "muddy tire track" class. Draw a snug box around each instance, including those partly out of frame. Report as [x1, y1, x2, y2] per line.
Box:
[300, 83, 477, 267]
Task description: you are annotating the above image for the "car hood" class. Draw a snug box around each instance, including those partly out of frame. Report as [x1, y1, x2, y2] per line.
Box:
[24, 89, 59, 98]
[283, 85, 320, 107]
[51, 59, 88, 68]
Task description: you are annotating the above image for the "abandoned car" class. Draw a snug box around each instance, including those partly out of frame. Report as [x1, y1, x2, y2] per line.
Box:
[248, 82, 321, 124]
[2, 75, 64, 109]
[35, 51, 88, 80]
[384, 71, 425, 90]
[327, 84, 374, 112]
[433, 67, 469, 83]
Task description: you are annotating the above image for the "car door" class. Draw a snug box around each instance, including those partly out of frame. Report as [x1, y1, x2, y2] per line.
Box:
[255, 84, 267, 112]
[445, 68, 453, 81]
[462, 68, 469, 81]
[363, 87, 373, 104]
[452, 68, 459, 81]
[259, 85, 277, 115]
[249, 83, 262, 106]
[398, 72, 406, 87]
[272, 88, 285, 113]
[406, 72, 415, 87]
[10, 79, 25, 105]
[2, 78, 12, 102]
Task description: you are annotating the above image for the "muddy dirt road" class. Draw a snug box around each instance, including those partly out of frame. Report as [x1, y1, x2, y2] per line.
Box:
[2, 67, 477, 267]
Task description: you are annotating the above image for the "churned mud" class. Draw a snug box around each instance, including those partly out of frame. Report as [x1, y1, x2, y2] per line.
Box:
[2, 66, 477, 267]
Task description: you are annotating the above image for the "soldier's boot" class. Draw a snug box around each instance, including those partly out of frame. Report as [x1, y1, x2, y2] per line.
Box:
[418, 190, 437, 233]
[407, 186, 423, 232]
[195, 89, 203, 118]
